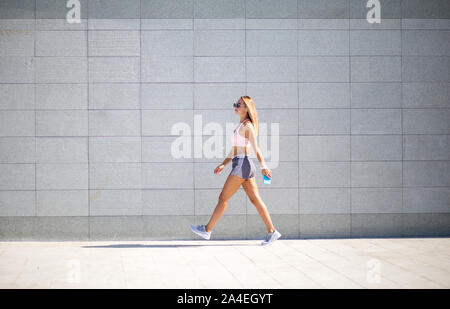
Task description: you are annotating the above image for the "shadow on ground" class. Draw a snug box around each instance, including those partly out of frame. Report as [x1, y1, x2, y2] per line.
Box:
[81, 243, 261, 249]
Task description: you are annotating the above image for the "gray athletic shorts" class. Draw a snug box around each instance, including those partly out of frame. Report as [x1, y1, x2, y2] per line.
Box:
[230, 154, 256, 180]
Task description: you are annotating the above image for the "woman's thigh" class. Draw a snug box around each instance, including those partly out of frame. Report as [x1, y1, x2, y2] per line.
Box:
[219, 174, 246, 202]
[241, 177, 260, 203]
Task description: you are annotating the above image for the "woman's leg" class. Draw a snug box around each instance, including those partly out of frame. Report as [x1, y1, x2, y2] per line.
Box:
[205, 174, 246, 232]
[242, 177, 275, 233]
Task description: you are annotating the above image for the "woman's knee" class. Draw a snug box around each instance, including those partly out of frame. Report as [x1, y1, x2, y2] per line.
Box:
[248, 195, 262, 206]
[218, 193, 230, 206]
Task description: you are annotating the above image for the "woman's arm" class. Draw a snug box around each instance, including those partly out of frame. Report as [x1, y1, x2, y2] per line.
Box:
[245, 122, 269, 170]
[221, 147, 234, 166]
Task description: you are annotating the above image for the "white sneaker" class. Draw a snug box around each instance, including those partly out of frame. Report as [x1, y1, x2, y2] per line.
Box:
[190, 224, 211, 240]
[261, 229, 282, 246]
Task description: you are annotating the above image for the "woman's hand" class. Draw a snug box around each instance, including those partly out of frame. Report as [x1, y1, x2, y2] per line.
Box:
[261, 168, 272, 179]
[214, 164, 225, 174]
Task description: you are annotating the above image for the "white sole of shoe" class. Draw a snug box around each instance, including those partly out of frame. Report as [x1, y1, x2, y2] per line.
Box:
[190, 225, 211, 240]
[261, 231, 281, 246]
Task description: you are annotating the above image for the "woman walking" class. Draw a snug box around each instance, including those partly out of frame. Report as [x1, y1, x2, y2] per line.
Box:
[190, 96, 282, 246]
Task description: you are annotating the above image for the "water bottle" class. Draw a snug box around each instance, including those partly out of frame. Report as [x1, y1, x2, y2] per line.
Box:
[263, 174, 271, 184]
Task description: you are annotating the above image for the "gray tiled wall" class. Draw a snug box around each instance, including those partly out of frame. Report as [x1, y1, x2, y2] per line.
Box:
[0, 0, 449, 240]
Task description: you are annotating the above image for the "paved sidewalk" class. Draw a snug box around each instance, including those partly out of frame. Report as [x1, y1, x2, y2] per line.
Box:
[0, 238, 449, 289]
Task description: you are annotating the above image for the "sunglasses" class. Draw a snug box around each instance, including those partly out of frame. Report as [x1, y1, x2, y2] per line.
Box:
[233, 102, 242, 108]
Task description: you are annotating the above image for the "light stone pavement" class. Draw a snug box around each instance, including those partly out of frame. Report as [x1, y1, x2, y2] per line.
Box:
[0, 238, 449, 289]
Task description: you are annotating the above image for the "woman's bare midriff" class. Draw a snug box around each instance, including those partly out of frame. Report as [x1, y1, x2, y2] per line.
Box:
[232, 146, 250, 156]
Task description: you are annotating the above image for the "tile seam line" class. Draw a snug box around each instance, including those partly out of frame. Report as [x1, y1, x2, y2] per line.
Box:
[192, 8, 195, 221]
[5, 134, 450, 138]
[34, 6, 37, 218]
[306, 238, 399, 287]
[268, 241, 325, 288]
[287, 240, 365, 288]
[5, 107, 450, 110]
[139, 0, 143, 219]
[401, 0, 405, 232]
[348, 0, 352, 237]
[234, 245, 285, 288]
[244, 0, 247, 238]
[86, 2, 90, 239]
[363, 239, 448, 288]
[363, 238, 450, 276]
[212, 253, 245, 288]
[297, 0, 301, 238]
[3, 186, 450, 191]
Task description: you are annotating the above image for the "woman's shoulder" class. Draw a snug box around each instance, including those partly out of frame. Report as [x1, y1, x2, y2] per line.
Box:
[243, 119, 253, 127]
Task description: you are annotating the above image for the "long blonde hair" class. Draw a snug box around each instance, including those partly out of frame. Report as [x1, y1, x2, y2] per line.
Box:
[240, 96, 259, 136]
